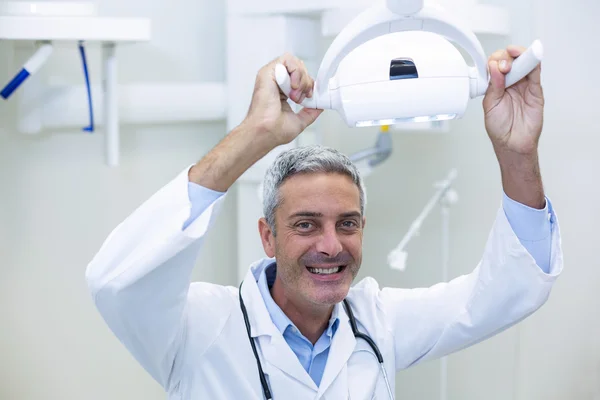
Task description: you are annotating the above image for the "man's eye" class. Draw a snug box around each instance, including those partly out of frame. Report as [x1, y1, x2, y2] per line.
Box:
[341, 220, 358, 228]
[297, 222, 313, 230]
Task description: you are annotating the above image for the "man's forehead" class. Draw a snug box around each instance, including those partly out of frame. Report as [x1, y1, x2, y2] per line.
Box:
[278, 172, 359, 206]
[279, 172, 358, 192]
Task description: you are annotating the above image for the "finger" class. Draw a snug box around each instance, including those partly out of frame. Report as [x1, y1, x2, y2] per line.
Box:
[489, 49, 513, 74]
[280, 53, 304, 93]
[299, 61, 312, 90]
[296, 108, 323, 130]
[483, 60, 505, 107]
[286, 59, 312, 103]
[298, 65, 314, 103]
[507, 45, 542, 86]
[527, 63, 542, 86]
[257, 58, 285, 96]
[506, 45, 527, 58]
[280, 55, 314, 103]
[281, 58, 306, 103]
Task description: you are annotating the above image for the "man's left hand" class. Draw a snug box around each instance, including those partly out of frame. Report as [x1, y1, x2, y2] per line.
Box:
[483, 44, 546, 209]
[483, 45, 544, 156]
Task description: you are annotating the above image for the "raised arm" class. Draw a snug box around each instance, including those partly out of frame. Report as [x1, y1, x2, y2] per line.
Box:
[189, 55, 322, 191]
[379, 203, 561, 369]
[85, 53, 320, 389]
[377, 44, 563, 369]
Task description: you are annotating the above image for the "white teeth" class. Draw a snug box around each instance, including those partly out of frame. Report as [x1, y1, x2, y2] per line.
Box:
[308, 266, 341, 275]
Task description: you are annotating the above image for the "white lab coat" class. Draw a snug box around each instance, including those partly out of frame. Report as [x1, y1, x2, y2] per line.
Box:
[86, 166, 563, 400]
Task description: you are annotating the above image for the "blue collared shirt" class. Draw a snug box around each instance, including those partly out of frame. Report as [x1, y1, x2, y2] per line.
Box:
[257, 262, 339, 386]
[185, 181, 553, 386]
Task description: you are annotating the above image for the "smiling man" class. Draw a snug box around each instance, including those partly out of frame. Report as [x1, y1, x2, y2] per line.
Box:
[86, 49, 563, 400]
[258, 150, 366, 346]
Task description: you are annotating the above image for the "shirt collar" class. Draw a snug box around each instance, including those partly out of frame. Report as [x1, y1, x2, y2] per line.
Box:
[257, 262, 340, 337]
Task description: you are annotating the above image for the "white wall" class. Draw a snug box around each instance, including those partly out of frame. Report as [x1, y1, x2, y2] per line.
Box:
[0, 1, 236, 400]
[1, 0, 599, 399]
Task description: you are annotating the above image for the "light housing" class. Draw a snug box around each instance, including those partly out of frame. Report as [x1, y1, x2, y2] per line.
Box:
[275, 0, 543, 127]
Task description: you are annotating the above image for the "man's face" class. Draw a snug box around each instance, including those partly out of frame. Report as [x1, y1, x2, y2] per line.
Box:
[259, 172, 365, 307]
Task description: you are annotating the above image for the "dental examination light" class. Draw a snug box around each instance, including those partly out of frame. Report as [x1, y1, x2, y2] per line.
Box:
[388, 168, 458, 271]
[275, 0, 543, 128]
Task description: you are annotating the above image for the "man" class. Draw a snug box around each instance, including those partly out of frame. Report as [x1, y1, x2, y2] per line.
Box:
[86, 47, 563, 399]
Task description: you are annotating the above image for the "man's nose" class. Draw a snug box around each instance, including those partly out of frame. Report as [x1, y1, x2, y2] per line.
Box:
[315, 225, 343, 257]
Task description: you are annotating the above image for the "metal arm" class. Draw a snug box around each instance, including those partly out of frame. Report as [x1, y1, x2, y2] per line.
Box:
[350, 129, 392, 166]
[350, 128, 393, 179]
[388, 168, 458, 270]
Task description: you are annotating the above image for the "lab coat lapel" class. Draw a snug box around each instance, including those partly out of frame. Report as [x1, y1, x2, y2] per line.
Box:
[317, 302, 356, 396]
[240, 261, 317, 391]
[261, 334, 318, 390]
[240, 263, 277, 334]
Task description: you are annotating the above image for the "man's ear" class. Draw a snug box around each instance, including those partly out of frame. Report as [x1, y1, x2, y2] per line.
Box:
[362, 216, 366, 230]
[258, 217, 276, 258]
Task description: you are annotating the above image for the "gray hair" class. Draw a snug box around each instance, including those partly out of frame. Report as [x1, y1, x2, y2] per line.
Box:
[263, 145, 366, 235]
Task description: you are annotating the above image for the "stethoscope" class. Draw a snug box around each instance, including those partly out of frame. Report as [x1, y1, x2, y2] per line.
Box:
[239, 282, 395, 399]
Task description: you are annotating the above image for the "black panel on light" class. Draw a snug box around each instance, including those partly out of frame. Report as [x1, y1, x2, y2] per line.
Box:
[389, 58, 418, 80]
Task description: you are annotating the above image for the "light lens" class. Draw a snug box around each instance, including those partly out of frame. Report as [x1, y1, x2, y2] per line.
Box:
[355, 114, 457, 128]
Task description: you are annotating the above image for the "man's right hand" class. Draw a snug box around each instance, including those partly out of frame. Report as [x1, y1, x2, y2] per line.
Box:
[189, 53, 321, 192]
[245, 53, 323, 147]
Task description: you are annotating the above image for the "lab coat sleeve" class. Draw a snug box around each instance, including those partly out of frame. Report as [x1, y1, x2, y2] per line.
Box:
[502, 192, 552, 273]
[377, 202, 563, 370]
[85, 166, 229, 391]
[183, 181, 225, 229]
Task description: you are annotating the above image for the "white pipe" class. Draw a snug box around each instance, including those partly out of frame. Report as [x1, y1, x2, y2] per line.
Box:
[440, 356, 448, 400]
[16, 69, 44, 134]
[18, 82, 227, 131]
[388, 169, 457, 269]
[389, 170, 457, 396]
[440, 203, 450, 400]
[103, 43, 118, 166]
[23, 42, 53, 73]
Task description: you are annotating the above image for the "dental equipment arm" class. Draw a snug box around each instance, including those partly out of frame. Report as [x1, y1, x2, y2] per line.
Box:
[388, 169, 457, 270]
[350, 128, 392, 165]
[350, 127, 393, 178]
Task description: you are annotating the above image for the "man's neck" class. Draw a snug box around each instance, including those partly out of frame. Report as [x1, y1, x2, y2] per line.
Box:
[270, 276, 333, 345]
